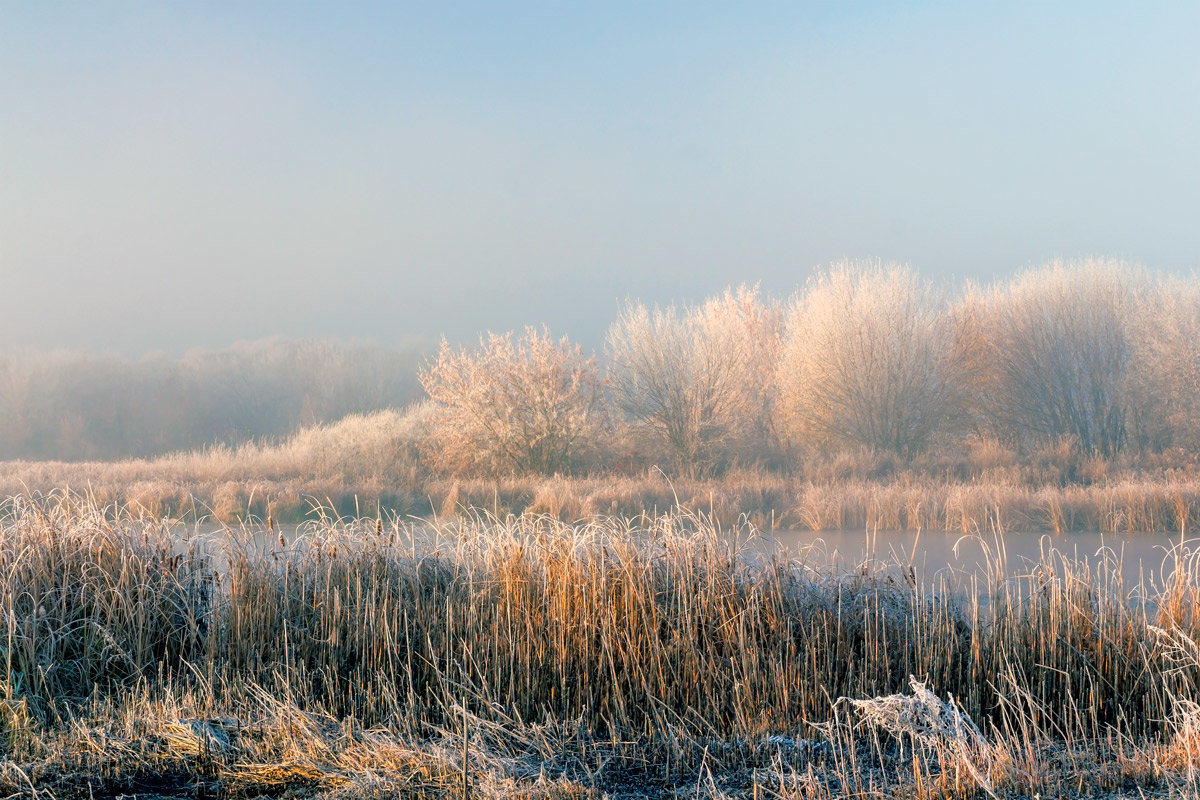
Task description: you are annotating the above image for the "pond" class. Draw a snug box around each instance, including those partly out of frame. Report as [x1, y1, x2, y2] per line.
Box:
[188, 517, 1193, 601]
[754, 526, 1192, 603]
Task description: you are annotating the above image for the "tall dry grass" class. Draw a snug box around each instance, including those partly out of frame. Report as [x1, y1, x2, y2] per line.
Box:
[5, 496, 1200, 796]
[5, 397, 1200, 537]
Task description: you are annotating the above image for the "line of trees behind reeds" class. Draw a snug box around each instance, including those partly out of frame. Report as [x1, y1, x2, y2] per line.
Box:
[4, 257, 1197, 481]
[421, 258, 1200, 478]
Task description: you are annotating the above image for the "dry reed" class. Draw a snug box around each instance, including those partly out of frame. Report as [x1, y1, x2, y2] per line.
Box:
[3, 496, 1200, 797]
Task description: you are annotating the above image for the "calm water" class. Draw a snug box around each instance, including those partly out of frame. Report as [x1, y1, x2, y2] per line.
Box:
[750, 527, 1190, 595]
[187, 519, 1193, 597]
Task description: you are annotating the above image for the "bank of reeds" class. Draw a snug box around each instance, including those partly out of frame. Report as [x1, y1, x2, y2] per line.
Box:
[3, 406, 1199, 534]
[4, 455, 1200, 536]
[4, 495, 1200, 796]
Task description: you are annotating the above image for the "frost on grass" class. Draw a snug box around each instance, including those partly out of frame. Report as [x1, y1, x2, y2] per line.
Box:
[838, 675, 997, 797]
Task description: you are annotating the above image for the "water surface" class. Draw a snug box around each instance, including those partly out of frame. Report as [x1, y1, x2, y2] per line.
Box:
[186, 519, 1193, 598]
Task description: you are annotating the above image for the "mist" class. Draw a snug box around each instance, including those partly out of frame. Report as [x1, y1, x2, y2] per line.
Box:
[3, 2, 1197, 357]
[0, 338, 428, 460]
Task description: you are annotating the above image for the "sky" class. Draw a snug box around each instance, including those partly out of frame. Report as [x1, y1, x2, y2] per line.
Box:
[2, 1, 1198, 356]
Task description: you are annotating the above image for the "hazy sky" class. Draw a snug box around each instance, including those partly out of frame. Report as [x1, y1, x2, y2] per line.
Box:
[3, 2, 1197, 355]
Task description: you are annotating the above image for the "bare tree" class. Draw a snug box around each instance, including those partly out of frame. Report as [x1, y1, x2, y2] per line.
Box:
[419, 327, 603, 476]
[606, 286, 780, 475]
[960, 259, 1136, 457]
[777, 261, 959, 457]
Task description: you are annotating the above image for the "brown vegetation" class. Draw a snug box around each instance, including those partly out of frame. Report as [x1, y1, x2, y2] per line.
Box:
[5, 261, 1200, 798]
[4, 415, 1200, 534]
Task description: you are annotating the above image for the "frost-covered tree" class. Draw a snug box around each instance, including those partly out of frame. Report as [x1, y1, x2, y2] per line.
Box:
[695, 285, 786, 463]
[606, 286, 781, 475]
[419, 327, 603, 475]
[960, 259, 1137, 456]
[1127, 274, 1200, 452]
[777, 261, 959, 457]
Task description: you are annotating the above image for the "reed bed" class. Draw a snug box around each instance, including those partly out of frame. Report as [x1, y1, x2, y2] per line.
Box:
[4, 457, 1200, 536]
[3, 495, 1200, 797]
[2, 404, 1200, 534]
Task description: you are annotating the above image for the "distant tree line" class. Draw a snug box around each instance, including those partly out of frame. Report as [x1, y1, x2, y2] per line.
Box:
[0, 338, 428, 460]
[421, 259, 1200, 477]
[6, 259, 1198, 476]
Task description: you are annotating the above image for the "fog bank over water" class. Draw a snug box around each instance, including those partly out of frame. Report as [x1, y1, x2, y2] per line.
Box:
[3, 3, 1198, 356]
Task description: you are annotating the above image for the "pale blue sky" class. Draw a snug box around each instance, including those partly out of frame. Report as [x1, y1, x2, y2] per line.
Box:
[2, 2, 1197, 354]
